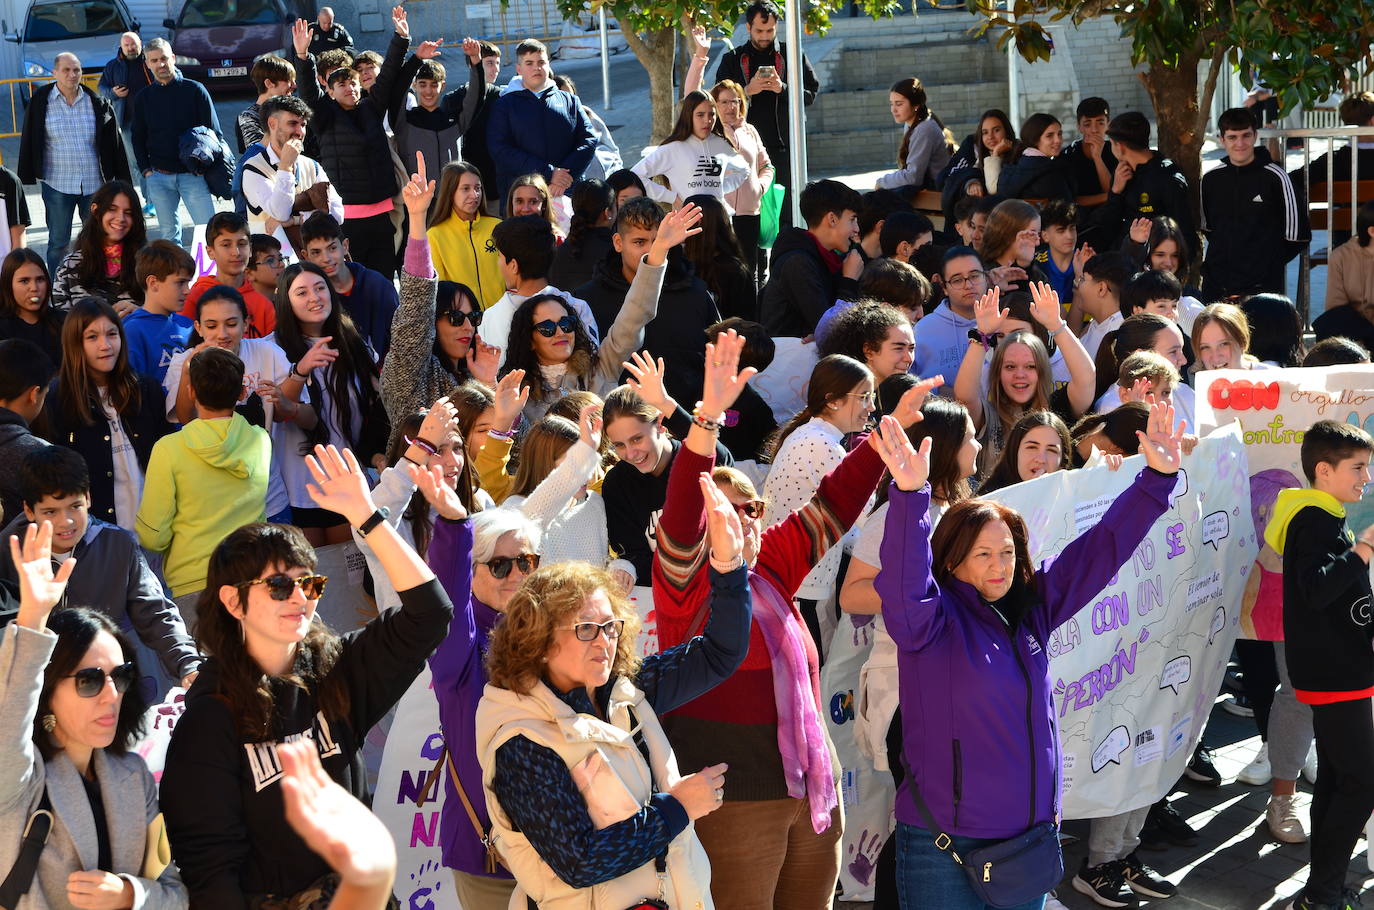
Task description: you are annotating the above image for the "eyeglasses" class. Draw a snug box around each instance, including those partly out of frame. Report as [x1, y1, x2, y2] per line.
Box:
[252, 254, 289, 268]
[717, 99, 742, 108]
[442, 308, 482, 328]
[241, 573, 328, 600]
[846, 390, 876, 405]
[533, 315, 576, 337]
[562, 619, 625, 641]
[944, 271, 988, 289]
[482, 553, 540, 579]
[732, 499, 765, 519]
[66, 662, 137, 698]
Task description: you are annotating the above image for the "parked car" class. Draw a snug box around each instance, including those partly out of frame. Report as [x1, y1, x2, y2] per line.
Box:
[163, 0, 291, 89]
[7, 0, 140, 79]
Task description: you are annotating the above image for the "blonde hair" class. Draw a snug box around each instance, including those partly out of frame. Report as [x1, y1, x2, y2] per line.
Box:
[712, 465, 761, 504]
[1191, 302, 1255, 366]
[485, 562, 643, 694]
[1116, 349, 1179, 394]
[509, 415, 579, 499]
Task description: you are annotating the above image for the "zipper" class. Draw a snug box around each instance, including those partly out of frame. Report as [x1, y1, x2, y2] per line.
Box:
[1010, 630, 1037, 829]
[465, 220, 483, 303]
[951, 738, 963, 829]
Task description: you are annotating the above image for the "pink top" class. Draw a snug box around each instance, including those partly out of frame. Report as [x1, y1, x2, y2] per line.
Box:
[685, 53, 774, 216]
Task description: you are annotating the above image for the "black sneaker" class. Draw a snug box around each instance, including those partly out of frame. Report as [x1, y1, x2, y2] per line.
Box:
[1143, 799, 1199, 847]
[1122, 852, 1177, 899]
[1288, 891, 1364, 910]
[1184, 743, 1222, 786]
[1072, 858, 1140, 908]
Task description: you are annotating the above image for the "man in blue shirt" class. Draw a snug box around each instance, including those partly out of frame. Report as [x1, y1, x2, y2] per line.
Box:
[132, 38, 222, 244]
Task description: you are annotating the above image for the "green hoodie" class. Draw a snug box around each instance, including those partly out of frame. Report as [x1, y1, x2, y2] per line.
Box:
[1264, 487, 1349, 556]
[136, 413, 271, 597]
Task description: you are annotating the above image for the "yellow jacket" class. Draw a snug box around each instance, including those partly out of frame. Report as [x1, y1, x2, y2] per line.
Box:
[428, 214, 505, 310]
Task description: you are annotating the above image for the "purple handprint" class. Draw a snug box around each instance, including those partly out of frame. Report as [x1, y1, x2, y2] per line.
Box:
[846, 828, 884, 885]
[849, 613, 875, 648]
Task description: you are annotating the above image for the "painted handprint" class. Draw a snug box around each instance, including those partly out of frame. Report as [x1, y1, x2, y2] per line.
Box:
[846, 828, 884, 885]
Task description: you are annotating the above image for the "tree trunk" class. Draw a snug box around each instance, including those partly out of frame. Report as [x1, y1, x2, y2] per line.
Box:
[1139, 51, 1206, 269]
[620, 25, 677, 145]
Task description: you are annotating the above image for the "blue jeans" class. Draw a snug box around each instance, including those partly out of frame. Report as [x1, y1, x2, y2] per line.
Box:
[117, 125, 149, 202]
[144, 170, 217, 244]
[39, 182, 93, 276]
[895, 823, 1048, 910]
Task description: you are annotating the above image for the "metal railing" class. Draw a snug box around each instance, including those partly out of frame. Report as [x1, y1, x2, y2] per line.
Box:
[0, 74, 103, 138]
[1257, 125, 1374, 326]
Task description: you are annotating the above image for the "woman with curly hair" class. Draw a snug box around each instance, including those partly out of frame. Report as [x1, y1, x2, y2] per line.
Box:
[51, 180, 146, 316]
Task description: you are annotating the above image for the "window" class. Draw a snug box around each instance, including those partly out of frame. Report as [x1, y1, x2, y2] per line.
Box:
[178, 0, 281, 27]
[24, 0, 126, 40]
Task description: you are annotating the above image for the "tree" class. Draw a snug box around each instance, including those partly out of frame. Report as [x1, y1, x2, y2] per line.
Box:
[541, 0, 901, 145]
[969, 0, 1374, 198]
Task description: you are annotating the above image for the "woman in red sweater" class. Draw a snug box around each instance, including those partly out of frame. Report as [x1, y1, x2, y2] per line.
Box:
[636, 331, 938, 909]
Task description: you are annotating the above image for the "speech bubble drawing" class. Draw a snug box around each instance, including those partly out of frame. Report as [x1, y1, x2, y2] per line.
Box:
[1201, 511, 1231, 550]
[1159, 656, 1192, 695]
[1169, 468, 1189, 509]
[1092, 725, 1131, 772]
[1208, 606, 1226, 645]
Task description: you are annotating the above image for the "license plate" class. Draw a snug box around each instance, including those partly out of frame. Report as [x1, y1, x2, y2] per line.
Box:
[209, 66, 247, 77]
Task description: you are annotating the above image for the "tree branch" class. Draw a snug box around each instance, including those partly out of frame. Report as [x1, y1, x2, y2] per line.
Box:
[1195, 40, 1227, 141]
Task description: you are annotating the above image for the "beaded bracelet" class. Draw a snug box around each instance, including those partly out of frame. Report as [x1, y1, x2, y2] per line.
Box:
[691, 408, 724, 433]
[404, 435, 438, 457]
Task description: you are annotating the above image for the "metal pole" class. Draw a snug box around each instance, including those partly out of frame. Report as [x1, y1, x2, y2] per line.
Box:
[1005, 5, 1020, 129]
[783, 0, 807, 226]
[598, 7, 612, 110]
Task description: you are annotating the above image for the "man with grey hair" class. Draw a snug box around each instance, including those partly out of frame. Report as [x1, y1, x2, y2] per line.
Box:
[309, 7, 354, 56]
[17, 51, 129, 274]
[132, 37, 223, 243]
[98, 31, 154, 205]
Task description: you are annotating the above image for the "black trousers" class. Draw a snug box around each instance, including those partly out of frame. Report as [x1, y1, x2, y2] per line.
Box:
[732, 213, 761, 287]
[1306, 697, 1374, 903]
[1236, 639, 1279, 738]
[341, 211, 397, 282]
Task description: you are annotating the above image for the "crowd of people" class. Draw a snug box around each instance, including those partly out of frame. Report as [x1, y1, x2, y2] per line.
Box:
[1, 1, 1374, 909]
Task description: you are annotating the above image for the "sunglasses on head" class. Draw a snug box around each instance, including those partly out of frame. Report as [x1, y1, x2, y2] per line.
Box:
[67, 662, 137, 698]
[733, 499, 765, 520]
[564, 619, 625, 642]
[442, 308, 482, 328]
[482, 553, 540, 579]
[241, 573, 328, 600]
[533, 315, 576, 337]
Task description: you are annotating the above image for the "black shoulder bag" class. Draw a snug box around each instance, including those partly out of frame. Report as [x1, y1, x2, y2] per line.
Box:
[0, 789, 54, 910]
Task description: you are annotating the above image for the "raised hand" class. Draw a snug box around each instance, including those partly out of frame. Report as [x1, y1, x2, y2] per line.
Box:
[1111, 160, 1135, 195]
[653, 202, 704, 252]
[1128, 217, 1152, 245]
[986, 264, 1027, 292]
[868, 415, 931, 492]
[1028, 281, 1066, 332]
[417, 395, 458, 446]
[402, 151, 434, 216]
[278, 740, 397, 891]
[415, 39, 443, 60]
[407, 462, 467, 520]
[278, 137, 303, 171]
[1136, 398, 1185, 475]
[842, 247, 864, 280]
[1103, 452, 1124, 471]
[576, 402, 603, 450]
[1072, 242, 1096, 276]
[973, 285, 1010, 336]
[11, 522, 77, 631]
[888, 374, 943, 429]
[465, 338, 501, 387]
[1126, 375, 1158, 406]
[292, 18, 311, 57]
[622, 351, 674, 414]
[491, 370, 529, 433]
[700, 473, 744, 565]
[462, 37, 481, 64]
[305, 445, 378, 527]
[392, 4, 408, 38]
[296, 336, 338, 374]
[699, 329, 758, 415]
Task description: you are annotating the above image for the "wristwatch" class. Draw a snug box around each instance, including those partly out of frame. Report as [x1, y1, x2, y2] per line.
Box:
[357, 507, 391, 536]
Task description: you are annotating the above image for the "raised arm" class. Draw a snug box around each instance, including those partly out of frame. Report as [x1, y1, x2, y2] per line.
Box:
[953, 286, 1009, 430]
[382, 156, 440, 425]
[1029, 281, 1096, 416]
[683, 26, 710, 97]
[516, 404, 602, 529]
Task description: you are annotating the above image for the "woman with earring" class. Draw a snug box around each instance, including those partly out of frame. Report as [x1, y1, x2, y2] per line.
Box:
[1, 521, 188, 910]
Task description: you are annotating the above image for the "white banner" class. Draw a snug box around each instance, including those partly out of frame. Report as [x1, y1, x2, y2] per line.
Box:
[1195, 365, 1374, 639]
[983, 426, 1257, 818]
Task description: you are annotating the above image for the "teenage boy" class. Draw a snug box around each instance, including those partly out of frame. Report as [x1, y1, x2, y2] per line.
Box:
[914, 245, 985, 389]
[240, 94, 343, 239]
[478, 214, 600, 366]
[487, 39, 595, 201]
[246, 234, 286, 302]
[393, 40, 486, 178]
[1, 445, 201, 687]
[1201, 107, 1308, 300]
[950, 195, 993, 250]
[1059, 96, 1117, 203]
[137, 346, 270, 603]
[237, 55, 296, 154]
[1267, 420, 1374, 910]
[878, 211, 935, 263]
[759, 178, 864, 337]
[856, 189, 906, 262]
[1090, 112, 1193, 250]
[1120, 268, 1183, 323]
[449, 41, 503, 201]
[859, 257, 931, 320]
[0, 339, 54, 524]
[125, 240, 195, 382]
[300, 211, 398, 358]
[576, 196, 721, 405]
[1034, 198, 1085, 306]
[181, 212, 276, 338]
[1072, 251, 1133, 360]
[293, 12, 411, 279]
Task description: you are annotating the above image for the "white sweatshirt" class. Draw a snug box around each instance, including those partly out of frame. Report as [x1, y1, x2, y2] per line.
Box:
[631, 134, 751, 206]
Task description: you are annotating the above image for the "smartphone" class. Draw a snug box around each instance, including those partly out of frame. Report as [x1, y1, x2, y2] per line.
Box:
[756, 65, 777, 80]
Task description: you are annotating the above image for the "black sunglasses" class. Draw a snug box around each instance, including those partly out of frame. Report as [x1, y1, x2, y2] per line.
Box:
[733, 499, 765, 520]
[442, 308, 482, 328]
[533, 315, 576, 337]
[241, 573, 328, 600]
[67, 662, 137, 698]
[482, 553, 540, 579]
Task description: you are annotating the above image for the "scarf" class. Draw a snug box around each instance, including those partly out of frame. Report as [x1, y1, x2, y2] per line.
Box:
[809, 232, 842, 274]
[104, 244, 122, 279]
[538, 361, 569, 390]
[750, 574, 837, 832]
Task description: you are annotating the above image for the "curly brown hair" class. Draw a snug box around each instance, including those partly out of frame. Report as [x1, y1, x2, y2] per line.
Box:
[485, 562, 642, 695]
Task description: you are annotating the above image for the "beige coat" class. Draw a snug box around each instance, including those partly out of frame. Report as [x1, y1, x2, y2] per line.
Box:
[475, 676, 713, 910]
[1326, 237, 1374, 310]
[0, 624, 187, 910]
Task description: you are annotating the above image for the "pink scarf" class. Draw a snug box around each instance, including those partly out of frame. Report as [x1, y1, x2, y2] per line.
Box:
[750, 574, 837, 833]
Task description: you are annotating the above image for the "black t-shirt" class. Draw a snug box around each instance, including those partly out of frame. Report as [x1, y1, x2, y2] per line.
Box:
[0, 166, 30, 228]
[81, 772, 113, 872]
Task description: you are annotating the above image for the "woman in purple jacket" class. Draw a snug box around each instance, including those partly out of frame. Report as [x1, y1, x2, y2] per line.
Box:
[871, 400, 1184, 910]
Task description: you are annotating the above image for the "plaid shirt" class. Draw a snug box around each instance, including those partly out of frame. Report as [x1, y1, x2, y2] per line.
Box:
[43, 88, 102, 194]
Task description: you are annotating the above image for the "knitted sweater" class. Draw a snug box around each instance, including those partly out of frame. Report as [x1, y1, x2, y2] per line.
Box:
[652, 438, 884, 800]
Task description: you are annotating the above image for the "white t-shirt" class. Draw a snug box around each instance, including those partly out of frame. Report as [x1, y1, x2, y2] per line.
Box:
[1079, 311, 1123, 363]
[100, 388, 144, 531]
[1094, 379, 1196, 431]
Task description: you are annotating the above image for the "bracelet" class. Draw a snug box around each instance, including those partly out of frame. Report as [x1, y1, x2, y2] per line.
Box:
[1047, 323, 1067, 338]
[487, 426, 516, 441]
[288, 362, 306, 381]
[709, 553, 744, 573]
[357, 507, 390, 536]
[405, 435, 438, 457]
[691, 407, 724, 433]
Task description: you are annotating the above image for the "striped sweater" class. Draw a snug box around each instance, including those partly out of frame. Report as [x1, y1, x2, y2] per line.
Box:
[651, 438, 885, 800]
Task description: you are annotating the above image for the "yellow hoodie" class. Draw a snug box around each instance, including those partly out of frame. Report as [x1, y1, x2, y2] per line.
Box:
[428, 214, 505, 311]
[1264, 487, 1348, 556]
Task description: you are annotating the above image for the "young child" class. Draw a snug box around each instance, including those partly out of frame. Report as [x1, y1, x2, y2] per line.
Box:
[246, 233, 287, 302]
[1, 445, 200, 687]
[1266, 420, 1374, 910]
[300, 211, 399, 358]
[1120, 268, 1183, 323]
[1035, 198, 1082, 306]
[181, 212, 277, 338]
[137, 346, 271, 604]
[1113, 349, 1179, 406]
[1073, 251, 1133, 361]
[123, 240, 195, 383]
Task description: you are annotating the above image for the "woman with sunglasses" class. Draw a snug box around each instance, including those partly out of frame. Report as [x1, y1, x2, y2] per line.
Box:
[383, 159, 502, 452]
[160, 443, 454, 910]
[473, 466, 754, 909]
[1, 521, 188, 910]
[649, 331, 934, 907]
[499, 203, 703, 427]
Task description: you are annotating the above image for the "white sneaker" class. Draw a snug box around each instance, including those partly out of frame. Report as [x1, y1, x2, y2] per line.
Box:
[1044, 892, 1071, 910]
[1238, 743, 1272, 786]
[1266, 793, 1308, 843]
[1302, 742, 1318, 784]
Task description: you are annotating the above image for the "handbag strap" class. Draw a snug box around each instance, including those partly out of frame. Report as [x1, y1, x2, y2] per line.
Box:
[416, 746, 499, 875]
[0, 788, 54, 910]
[625, 707, 668, 880]
[896, 748, 967, 866]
